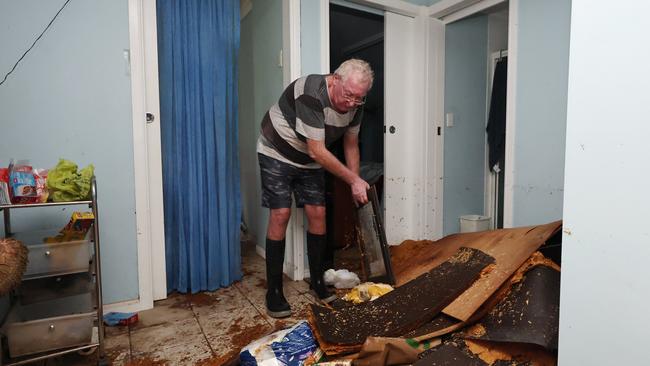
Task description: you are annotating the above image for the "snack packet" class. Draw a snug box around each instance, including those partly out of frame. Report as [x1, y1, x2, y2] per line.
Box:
[240, 321, 323, 366]
[8, 160, 38, 204]
[46, 211, 95, 243]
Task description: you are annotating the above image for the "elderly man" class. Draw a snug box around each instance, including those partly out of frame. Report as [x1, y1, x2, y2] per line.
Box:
[257, 59, 373, 318]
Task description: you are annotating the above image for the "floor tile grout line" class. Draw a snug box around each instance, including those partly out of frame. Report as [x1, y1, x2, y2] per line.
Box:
[128, 322, 134, 362]
[238, 248, 273, 322]
[189, 299, 218, 358]
[233, 281, 274, 328]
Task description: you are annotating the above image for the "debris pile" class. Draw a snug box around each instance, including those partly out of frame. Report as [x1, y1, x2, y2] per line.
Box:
[307, 221, 562, 365]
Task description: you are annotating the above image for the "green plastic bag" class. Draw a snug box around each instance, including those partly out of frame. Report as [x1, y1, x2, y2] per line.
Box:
[47, 159, 95, 202]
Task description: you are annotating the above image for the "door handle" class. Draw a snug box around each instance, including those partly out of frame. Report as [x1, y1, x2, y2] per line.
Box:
[389, 126, 396, 134]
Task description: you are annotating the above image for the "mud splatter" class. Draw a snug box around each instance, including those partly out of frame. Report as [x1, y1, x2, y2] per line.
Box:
[164, 292, 192, 310]
[196, 350, 240, 366]
[125, 356, 169, 365]
[256, 278, 267, 289]
[273, 320, 289, 331]
[188, 292, 220, 307]
[230, 322, 272, 349]
[106, 346, 130, 364]
[228, 317, 245, 334]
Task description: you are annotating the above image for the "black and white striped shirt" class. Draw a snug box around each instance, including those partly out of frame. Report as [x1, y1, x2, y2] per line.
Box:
[257, 74, 363, 169]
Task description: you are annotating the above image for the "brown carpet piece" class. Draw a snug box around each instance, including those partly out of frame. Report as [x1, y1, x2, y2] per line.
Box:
[464, 265, 561, 350]
[414, 343, 487, 366]
[310, 247, 495, 349]
[390, 221, 561, 322]
[407, 251, 560, 341]
[464, 339, 556, 366]
[403, 314, 461, 339]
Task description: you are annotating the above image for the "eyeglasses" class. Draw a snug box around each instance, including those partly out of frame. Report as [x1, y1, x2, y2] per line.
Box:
[342, 92, 366, 106]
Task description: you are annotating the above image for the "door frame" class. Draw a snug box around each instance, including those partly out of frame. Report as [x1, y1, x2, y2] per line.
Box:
[284, 0, 425, 279]
[428, 0, 518, 230]
[106, 0, 166, 313]
[324, 0, 521, 236]
[318, 0, 434, 244]
[281, 0, 307, 281]
[484, 50, 507, 229]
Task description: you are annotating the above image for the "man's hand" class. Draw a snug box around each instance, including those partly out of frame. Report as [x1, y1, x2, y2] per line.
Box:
[351, 177, 370, 206]
[306, 138, 369, 205]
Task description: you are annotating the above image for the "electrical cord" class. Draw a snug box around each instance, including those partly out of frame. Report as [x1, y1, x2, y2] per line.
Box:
[0, 0, 72, 87]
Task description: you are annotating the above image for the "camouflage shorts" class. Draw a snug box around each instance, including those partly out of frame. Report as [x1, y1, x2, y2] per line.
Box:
[258, 154, 325, 208]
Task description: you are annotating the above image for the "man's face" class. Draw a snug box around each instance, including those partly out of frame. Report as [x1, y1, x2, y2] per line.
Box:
[332, 73, 370, 113]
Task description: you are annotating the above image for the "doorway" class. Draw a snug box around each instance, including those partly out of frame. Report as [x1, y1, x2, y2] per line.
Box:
[324, 3, 384, 270]
[442, 3, 508, 235]
[486, 49, 508, 230]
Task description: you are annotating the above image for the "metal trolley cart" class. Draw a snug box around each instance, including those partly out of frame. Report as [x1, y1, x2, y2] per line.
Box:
[0, 178, 107, 366]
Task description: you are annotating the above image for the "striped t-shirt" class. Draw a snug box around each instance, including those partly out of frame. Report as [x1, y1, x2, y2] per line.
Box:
[256, 74, 363, 169]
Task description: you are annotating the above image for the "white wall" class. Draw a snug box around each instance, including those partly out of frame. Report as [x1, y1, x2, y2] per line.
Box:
[0, 1, 139, 304]
[558, 1, 650, 364]
[404, 0, 443, 5]
[506, 0, 571, 227]
[487, 11, 508, 58]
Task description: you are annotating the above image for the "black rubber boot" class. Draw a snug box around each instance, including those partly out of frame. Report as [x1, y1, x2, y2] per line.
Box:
[265, 238, 292, 318]
[307, 232, 337, 303]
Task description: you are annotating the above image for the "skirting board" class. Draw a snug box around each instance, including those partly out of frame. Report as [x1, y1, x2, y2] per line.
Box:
[103, 298, 152, 314]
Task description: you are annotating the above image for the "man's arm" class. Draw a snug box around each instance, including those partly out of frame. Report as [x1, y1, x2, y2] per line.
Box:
[343, 132, 360, 175]
[306, 138, 369, 205]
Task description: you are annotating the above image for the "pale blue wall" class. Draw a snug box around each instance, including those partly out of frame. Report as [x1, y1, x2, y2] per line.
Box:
[239, 0, 283, 249]
[510, 0, 571, 226]
[301, 0, 324, 75]
[0, 1, 139, 304]
[442, 15, 488, 235]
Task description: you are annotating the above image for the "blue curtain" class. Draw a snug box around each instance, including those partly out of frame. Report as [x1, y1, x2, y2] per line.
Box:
[157, 0, 241, 293]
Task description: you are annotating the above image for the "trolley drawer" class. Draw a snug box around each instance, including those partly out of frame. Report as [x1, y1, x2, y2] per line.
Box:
[14, 230, 92, 279]
[4, 292, 95, 358]
[19, 271, 94, 305]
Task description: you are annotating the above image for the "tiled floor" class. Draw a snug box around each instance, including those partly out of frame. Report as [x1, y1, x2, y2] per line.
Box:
[41, 241, 319, 366]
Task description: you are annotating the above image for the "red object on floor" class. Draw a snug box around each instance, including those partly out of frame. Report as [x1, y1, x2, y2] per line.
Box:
[118, 313, 138, 326]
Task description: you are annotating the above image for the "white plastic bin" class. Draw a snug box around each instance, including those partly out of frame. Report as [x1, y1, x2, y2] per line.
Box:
[459, 215, 491, 233]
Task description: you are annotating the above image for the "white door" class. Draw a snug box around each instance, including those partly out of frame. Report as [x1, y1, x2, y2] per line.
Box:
[384, 12, 433, 244]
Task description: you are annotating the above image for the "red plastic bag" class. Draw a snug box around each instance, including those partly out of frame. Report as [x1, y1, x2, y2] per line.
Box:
[34, 169, 48, 203]
[0, 168, 10, 205]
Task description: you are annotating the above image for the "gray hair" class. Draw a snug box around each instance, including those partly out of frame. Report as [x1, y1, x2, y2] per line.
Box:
[334, 59, 374, 89]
